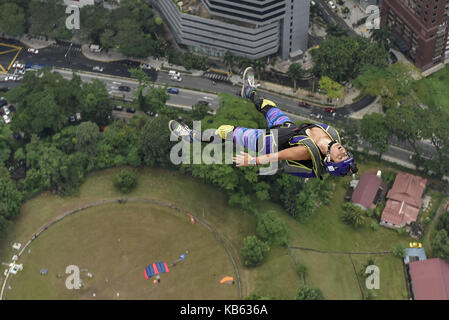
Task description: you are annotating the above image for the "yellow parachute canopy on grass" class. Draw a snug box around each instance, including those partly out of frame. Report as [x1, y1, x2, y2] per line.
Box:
[220, 276, 234, 284]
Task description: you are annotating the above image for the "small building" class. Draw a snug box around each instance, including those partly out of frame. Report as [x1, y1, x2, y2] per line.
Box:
[404, 247, 427, 264]
[351, 172, 388, 210]
[409, 258, 449, 300]
[380, 172, 427, 229]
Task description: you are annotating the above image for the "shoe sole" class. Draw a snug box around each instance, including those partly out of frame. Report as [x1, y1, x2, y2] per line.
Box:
[241, 67, 255, 98]
[168, 120, 189, 138]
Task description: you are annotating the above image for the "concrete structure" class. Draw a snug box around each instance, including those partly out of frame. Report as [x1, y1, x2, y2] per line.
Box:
[63, 0, 95, 7]
[409, 258, 449, 300]
[153, 0, 310, 60]
[404, 247, 427, 264]
[380, 171, 427, 229]
[381, 0, 449, 71]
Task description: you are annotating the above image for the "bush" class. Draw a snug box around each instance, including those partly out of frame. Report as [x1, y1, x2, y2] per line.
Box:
[296, 263, 308, 279]
[240, 235, 270, 267]
[370, 221, 380, 231]
[296, 286, 324, 300]
[256, 211, 289, 246]
[392, 244, 406, 259]
[114, 169, 138, 194]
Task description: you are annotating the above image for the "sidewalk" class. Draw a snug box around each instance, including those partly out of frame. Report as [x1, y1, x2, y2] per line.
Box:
[19, 35, 55, 49]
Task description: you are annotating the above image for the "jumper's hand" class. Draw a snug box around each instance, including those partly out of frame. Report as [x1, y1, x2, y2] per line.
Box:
[233, 151, 254, 167]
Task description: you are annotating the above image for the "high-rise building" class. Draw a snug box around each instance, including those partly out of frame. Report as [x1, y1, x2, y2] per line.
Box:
[152, 0, 310, 60]
[381, 0, 449, 70]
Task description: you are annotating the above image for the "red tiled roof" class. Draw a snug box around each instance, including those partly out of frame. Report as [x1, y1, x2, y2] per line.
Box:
[386, 172, 427, 208]
[409, 258, 449, 300]
[381, 172, 427, 226]
[381, 199, 420, 226]
[351, 173, 386, 209]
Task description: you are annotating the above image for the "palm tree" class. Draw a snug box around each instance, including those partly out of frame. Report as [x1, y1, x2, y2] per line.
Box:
[223, 50, 235, 72]
[287, 63, 305, 92]
[252, 58, 265, 81]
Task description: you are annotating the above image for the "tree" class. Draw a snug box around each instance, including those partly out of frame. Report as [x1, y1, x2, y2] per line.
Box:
[326, 23, 348, 37]
[0, 121, 12, 165]
[319, 76, 344, 100]
[114, 169, 138, 194]
[240, 235, 270, 267]
[287, 63, 305, 92]
[296, 286, 324, 300]
[75, 122, 102, 168]
[0, 2, 26, 36]
[0, 166, 23, 220]
[430, 229, 449, 262]
[385, 105, 423, 157]
[139, 115, 174, 168]
[223, 51, 235, 71]
[342, 202, 365, 228]
[81, 79, 113, 125]
[312, 35, 389, 83]
[256, 211, 289, 246]
[192, 103, 213, 120]
[370, 27, 392, 51]
[361, 113, 389, 158]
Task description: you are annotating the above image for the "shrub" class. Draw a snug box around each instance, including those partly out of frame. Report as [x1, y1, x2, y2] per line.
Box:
[240, 235, 270, 267]
[370, 221, 380, 231]
[114, 169, 138, 194]
[256, 211, 289, 246]
[296, 286, 324, 300]
[392, 244, 406, 259]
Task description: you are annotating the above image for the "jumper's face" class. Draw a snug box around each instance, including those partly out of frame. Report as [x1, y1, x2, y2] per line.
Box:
[330, 143, 349, 163]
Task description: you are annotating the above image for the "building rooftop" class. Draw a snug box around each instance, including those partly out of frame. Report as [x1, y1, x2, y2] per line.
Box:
[173, 0, 257, 29]
[409, 258, 449, 300]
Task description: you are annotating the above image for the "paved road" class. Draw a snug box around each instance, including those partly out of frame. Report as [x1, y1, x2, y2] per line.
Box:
[315, 0, 357, 36]
[0, 37, 442, 170]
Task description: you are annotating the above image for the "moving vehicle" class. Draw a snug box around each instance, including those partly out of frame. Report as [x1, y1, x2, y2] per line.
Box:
[27, 48, 39, 54]
[92, 66, 104, 72]
[119, 86, 131, 92]
[126, 107, 136, 113]
[140, 63, 151, 70]
[12, 62, 25, 69]
[114, 105, 124, 111]
[197, 100, 210, 106]
[169, 70, 181, 77]
[171, 75, 182, 82]
[299, 101, 311, 108]
[328, 1, 336, 9]
[325, 107, 336, 113]
[167, 88, 179, 94]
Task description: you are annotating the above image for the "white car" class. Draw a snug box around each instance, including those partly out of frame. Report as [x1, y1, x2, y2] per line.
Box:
[5, 75, 17, 82]
[171, 75, 182, 82]
[12, 62, 25, 69]
[328, 1, 336, 9]
[2, 115, 11, 124]
[169, 70, 181, 77]
[140, 63, 151, 70]
[3, 107, 10, 115]
[27, 48, 39, 54]
[93, 66, 104, 72]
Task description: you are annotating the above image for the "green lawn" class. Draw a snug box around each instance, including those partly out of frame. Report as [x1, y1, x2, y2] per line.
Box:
[416, 65, 449, 114]
[1, 165, 412, 300]
[4, 202, 238, 300]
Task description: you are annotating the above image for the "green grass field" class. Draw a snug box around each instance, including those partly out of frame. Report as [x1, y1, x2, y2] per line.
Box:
[416, 65, 449, 114]
[0, 165, 413, 300]
[4, 202, 238, 300]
